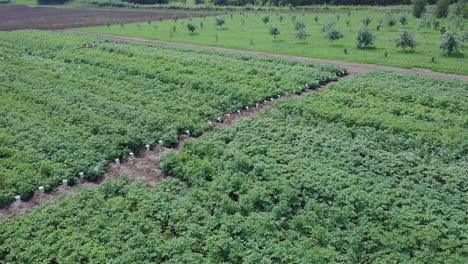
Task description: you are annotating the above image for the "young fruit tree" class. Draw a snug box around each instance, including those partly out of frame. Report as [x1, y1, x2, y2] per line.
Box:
[324, 23, 344, 43]
[399, 14, 408, 25]
[215, 17, 225, 27]
[295, 28, 308, 41]
[356, 25, 376, 48]
[395, 30, 417, 50]
[413, 0, 427, 18]
[294, 20, 306, 31]
[440, 32, 462, 55]
[435, 0, 450, 18]
[362, 16, 372, 26]
[269, 24, 280, 39]
[187, 22, 196, 33]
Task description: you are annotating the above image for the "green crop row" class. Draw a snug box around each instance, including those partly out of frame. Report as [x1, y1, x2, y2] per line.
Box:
[0, 30, 343, 207]
[1, 71, 466, 262]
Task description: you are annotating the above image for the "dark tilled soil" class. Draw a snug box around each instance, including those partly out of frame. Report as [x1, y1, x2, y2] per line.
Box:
[0, 5, 215, 31]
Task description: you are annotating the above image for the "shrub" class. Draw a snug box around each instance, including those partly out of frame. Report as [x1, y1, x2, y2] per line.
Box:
[463, 31, 468, 42]
[399, 14, 408, 26]
[295, 28, 308, 41]
[450, 0, 467, 19]
[215, 17, 225, 27]
[419, 11, 433, 29]
[324, 24, 343, 43]
[262, 16, 270, 24]
[294, 20, 305, 31]
[395, 30, 417, 50]
[448, 12, 465, 30]
[435, 0, 450, 18]
[413, 0, 427, 18]
[356, 25, 375, 48]
[269, 24, 280, 39]
[440, 32, 462, 55]
[386, 15, 397, 27]
[361, 16, 371, 26]
[187, 23, 196, 33]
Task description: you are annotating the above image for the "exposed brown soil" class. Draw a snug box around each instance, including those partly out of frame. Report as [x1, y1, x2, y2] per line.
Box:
[0, 5, 216, 31]
[84, 33, 468, 82]
[0, 182, 97, 217]
[0, 78, 337, 218]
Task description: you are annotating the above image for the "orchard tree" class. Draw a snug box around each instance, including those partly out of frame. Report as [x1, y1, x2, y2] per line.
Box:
[386, 15, 397, 27]
[356, 25, 376, 48]
[269, 24, 280, 39]
[294, 20, 306, 31]
[399, 14, 408, 26]
[395, 30, 417, 50]
[435, 0, 450, 18]
[295, 28, 308, 41]
[187, 22, 196, 33]
[413, 0, 427, 18]
[215, 17, 225, 27]
[361, 16, 371, 26]
[324, 24, 343, 43]
[440, 32, 462, 55]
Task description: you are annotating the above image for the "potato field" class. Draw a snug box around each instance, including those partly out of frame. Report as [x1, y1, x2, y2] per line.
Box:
[0, 30, 343, 207]
[1, 71, 466, 262]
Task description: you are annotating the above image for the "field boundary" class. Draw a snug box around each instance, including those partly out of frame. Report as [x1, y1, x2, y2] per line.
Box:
[0, 76, 343, 218]
[76, 32, 468, 82]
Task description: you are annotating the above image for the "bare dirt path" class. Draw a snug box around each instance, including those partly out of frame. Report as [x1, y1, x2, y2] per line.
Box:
[0, 78, 337, 218]
[81, 33, 468, 82]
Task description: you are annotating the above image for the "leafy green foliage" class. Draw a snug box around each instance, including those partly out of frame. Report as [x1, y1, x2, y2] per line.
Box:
[215, 16, 225, 27]
[355, 25, 375, 48]
[268, 24, 280, 39]
[295, 27, 308, 41]
[386, 14, 397, 27]
[440, 31, 463, 54]
[323, 22, 343, 43]
[187, 22, 196, 33]
[435, 0, 450, 18]
[413, 0, 427, 18]
[395, 29, 417, 50]
[294, 20, 306, 31]
[361, 16, 371, 26]
[261, 15, 269, 24]
[399, 13, 408, 25]
[1, 72, 467, 263]
[0, 30, 343, 207]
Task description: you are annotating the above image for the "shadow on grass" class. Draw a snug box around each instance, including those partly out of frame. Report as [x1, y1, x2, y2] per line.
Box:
[395, 49, 418, 54]
[442, 52, 465, 58]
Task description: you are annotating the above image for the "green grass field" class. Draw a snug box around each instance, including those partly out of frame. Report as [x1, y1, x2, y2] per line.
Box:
[79, 10, 468, 75]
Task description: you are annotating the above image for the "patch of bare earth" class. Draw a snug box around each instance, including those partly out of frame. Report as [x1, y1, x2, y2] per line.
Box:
[0, 5, 216, 31]
[0, 79, 338, 218]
